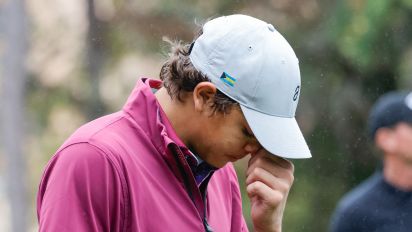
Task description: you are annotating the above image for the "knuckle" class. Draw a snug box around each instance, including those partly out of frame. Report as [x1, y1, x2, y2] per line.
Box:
[289, 161, 295, 172]
[254, 157, 263, 167]
[289, 173, 295, 184]
[276, 180, 289, 193]
[252, 167, 262, 177]
[268, 191, 283, 206]
[250, 180, 264, 191]
[281, 158, 293, 170]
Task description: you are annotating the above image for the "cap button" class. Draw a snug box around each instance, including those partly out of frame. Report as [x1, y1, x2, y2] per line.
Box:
[267, 24, 275, 32]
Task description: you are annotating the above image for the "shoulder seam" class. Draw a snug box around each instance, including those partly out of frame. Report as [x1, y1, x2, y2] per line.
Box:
[59, 142, 130, 231]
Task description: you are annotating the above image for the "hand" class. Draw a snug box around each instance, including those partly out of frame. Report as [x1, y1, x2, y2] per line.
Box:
[246, 149, 294, 232]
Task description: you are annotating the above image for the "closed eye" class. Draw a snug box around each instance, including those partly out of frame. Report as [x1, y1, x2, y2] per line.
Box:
[242, 128, 255, 139]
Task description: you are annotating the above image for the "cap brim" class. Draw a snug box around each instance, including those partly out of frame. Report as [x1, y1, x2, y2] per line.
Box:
[240, 105, 311, 159]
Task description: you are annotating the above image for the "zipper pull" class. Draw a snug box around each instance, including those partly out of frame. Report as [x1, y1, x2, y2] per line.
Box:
[204, 218, 213, 232]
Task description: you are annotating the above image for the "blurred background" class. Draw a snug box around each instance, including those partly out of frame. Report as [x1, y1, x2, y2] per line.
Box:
[1, 0, 412, 231]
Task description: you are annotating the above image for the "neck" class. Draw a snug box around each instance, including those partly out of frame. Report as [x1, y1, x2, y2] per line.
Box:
[383, 154, 412, 191]
[154, 87, 193, 146]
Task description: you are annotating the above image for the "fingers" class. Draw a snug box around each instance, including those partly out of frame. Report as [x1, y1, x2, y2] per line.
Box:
[247, 180, 284, 207]
[248, 149, 294, 170]
[246, 149, 294, 205]
[246, 149, 295, 232]
[246, 167, 291, 193]
[247, 150, 294, 185]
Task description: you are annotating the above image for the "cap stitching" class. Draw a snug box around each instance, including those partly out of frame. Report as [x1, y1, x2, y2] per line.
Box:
[250, 26, 269, 105]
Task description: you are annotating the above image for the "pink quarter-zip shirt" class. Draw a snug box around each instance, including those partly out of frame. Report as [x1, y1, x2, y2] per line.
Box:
[37, 78, 248, 231]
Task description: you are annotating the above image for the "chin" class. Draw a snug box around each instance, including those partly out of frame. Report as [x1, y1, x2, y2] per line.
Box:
[215, 162, 228, 168]
[206, 159, 227, 169]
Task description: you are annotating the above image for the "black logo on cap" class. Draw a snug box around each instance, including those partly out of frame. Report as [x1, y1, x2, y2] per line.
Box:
[293, 86, 300, 101]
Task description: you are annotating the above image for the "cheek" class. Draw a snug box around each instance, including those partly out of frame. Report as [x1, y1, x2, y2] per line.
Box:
[402, 137, 412, 153]
[399, 130, 412, 148]
[201, 115, 248, 153]
[217, 131, 248, 154]
[201, 130, 243, 154]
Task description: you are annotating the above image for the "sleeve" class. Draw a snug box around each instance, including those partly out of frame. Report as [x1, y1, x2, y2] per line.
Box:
[37, 143, 125, 232]
[227, 164, 249, 232]
[329, 202, 357, 232]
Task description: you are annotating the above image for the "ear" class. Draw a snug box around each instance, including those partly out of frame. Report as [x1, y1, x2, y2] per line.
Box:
[375, 127, 398, 153]
[192, 82, 217, 114]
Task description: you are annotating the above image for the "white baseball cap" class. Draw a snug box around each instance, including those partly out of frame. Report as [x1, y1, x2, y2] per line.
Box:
[189, 14, 311, 159]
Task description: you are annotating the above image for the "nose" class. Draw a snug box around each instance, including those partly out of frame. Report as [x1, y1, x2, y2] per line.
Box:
[244, 141, 261, 154]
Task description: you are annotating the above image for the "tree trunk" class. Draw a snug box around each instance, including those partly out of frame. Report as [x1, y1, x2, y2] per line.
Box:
[0, 0, 28, 231]
[86, 0, 107, 119]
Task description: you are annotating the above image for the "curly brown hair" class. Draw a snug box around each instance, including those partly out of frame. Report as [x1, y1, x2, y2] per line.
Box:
[159, 30, 238, 115]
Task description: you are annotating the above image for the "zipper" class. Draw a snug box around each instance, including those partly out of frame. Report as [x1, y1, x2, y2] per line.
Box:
[171, 145, 211, 231]
[202, 190, 213, 232]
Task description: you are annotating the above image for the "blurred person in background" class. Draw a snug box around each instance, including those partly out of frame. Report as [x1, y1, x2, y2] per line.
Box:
[329, 91, 412, 232]
[37, 14, 311, 232]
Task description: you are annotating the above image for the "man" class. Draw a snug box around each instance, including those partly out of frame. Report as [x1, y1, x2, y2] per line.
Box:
[37, 14, 311, 231]
[329, 91, 412, 232]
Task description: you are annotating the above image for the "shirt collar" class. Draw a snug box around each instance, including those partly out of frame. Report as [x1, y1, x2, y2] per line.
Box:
[123, 78, 216, 185]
